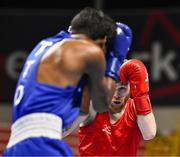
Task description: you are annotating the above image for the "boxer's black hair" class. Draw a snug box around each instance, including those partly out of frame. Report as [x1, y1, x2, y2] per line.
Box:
[70, 7, 116, 42]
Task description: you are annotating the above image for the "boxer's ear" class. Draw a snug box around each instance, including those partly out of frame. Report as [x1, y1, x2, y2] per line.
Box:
[94, 36, 107, 50]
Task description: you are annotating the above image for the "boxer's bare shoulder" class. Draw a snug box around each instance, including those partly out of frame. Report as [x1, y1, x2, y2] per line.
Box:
[37, 37, 105, 87]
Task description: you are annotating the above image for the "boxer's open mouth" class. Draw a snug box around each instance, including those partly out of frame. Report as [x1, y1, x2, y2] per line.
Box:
[111, 101, 122, 107]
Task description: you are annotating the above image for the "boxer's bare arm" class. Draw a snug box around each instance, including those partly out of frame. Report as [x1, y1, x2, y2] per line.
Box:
[80, 102, 97, 127]
[83, 44, 116, 112]
[62, 41, 116, 137]
[80, 78, 117, 127]
[38, 39, 116, 112]
[137, 112, 157, 140]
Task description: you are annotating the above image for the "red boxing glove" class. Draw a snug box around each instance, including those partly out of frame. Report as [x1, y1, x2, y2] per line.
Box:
[119, 59, 152, 115]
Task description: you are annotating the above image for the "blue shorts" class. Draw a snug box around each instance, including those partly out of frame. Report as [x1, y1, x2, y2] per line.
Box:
[3, 137, 73, 156]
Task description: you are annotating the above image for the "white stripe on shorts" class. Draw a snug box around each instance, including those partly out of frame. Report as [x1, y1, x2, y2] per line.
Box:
[7, 112, 62, 148]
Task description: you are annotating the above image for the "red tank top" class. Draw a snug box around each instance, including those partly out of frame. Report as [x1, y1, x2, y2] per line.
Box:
[79, 98, 142, 156]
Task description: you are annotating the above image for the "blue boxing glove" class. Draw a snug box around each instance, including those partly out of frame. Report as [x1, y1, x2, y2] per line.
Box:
[105, 22, 132, 81]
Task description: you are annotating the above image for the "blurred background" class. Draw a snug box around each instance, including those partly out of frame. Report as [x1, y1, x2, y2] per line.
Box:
[0, 0, 180, 156]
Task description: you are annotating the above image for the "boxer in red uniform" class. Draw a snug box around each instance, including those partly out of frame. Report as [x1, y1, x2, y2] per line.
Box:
[78, 59, 157, 156]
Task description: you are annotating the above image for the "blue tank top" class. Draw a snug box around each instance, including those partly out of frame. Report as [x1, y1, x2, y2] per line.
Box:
[12, 31, 86, 128]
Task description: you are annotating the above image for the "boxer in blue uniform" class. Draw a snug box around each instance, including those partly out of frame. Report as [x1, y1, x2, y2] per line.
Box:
[3, 7, 132, 156]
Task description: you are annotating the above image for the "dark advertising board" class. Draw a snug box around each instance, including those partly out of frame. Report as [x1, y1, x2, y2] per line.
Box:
[0, 9, 179, 105]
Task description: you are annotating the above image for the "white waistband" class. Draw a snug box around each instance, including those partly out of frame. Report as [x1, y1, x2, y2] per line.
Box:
[7, 113, 62, 148]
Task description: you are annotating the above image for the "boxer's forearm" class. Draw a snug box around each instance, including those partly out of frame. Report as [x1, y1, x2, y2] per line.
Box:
[103, 77, 116, 106]
[80, 102, 97, 127]
[137, 112, 157, 140]
[62, 112, 89, 138]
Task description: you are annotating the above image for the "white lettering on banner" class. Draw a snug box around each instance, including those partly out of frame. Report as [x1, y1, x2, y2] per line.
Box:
[131, 41, 178, 82]
[151, 42, 177, 81]
[5, 51, 28, 80]
[14, 85, 24, 106]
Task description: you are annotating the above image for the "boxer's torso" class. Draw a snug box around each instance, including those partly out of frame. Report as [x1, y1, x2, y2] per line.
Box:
[12, 31, 91, 128]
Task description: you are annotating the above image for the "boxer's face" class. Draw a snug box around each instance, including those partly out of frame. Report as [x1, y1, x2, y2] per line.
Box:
[109, 81, 130, 113]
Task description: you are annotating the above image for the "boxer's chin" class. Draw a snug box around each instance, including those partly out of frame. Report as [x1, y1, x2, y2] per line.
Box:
[109, 102, 124, 113]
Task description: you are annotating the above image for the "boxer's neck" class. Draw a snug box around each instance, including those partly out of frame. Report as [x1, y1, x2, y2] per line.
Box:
[70, 34, 106, 50]
[71, 34, 90, 40]
[109, 109, 125, 124]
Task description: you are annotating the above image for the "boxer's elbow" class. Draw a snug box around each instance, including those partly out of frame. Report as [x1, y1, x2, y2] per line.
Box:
[143, 130, 156, 140]
[142, 124, 157, 140]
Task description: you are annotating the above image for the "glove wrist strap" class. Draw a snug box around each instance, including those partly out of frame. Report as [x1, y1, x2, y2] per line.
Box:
[105, 53, 121, 81]
[134, 94, 152, 115]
